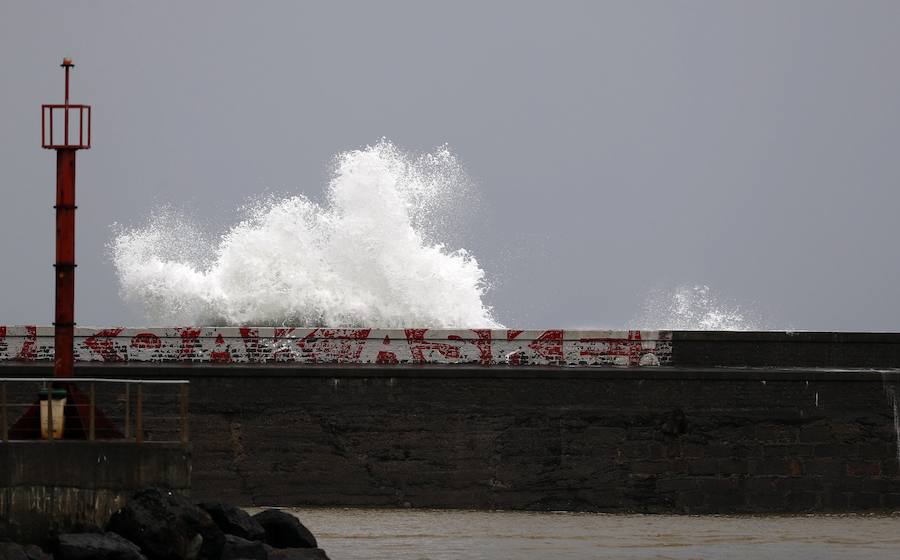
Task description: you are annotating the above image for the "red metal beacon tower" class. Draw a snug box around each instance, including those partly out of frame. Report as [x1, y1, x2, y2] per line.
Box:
[9, 60, 116, 439]
[42, 58, 91, 379]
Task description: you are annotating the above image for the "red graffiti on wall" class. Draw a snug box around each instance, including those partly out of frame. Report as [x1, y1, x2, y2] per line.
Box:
[528, 329, 564, 362]
[130, 332, 162, 349]
[15, 326, 37, 361]
[376, 335, 399, 364]
[406, 328, 460, 362]
[299, 328, 372, 363]
[272, 327, 297, 361]
[83, 327, 126, 361]
[239, 327, 261, 361]
[472, 329, 493, 365]
[177, 328, 203, 359]
[578, 330, 646, 366]
[505, 330, 525, 365]
[0, 326, 671, 366]
[210, 334, 232, 363]
[405, 329, 493, 364]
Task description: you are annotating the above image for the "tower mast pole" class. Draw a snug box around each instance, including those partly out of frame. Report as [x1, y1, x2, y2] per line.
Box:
[45, 58, 89, 379]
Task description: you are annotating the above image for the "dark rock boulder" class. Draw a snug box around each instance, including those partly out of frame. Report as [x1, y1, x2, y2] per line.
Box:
[0, 543, 27, 560]
[60, 523, 104, 535]
[268, 549, 330, 560]
[220, 535, 266, 560]
[22, 545, 52, 560]
[107, 488, 225, 560]
[58, 532, 145, 560]
[197, 503, 265, 542]
[251, 510, 317, 549]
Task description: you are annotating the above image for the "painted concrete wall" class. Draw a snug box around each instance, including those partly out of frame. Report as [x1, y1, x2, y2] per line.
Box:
[0, 326, 672, 367]
[4, 327, 899, 369]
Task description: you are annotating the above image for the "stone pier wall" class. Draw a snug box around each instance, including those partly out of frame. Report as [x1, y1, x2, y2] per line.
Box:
[178, 366, 900, 512]
[2, 329, 899, 513]
[4, 364, 899, 513]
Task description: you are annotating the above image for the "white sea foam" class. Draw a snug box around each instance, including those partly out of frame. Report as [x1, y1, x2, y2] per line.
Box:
[629, 284, 763, 331]
[111, 140, 501, 328]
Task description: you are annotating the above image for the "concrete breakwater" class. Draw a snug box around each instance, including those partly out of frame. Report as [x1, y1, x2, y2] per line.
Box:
[2, 327, 900, 513]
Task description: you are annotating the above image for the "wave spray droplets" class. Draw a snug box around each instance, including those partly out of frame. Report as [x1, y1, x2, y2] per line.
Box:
[629, 285, 763, 331]
[111, 141, 501, 328]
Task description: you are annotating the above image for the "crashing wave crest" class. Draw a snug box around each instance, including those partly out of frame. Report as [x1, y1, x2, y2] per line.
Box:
[111, 140, 500, 328]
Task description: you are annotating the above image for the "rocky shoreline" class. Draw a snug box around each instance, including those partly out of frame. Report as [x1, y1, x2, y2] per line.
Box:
[0, 488, 329, 560]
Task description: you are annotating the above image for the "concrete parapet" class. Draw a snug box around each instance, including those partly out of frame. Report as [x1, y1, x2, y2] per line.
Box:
[2, 326, 899, 369]
[0, 327, 672, 367]
[673, 331, 900, 368]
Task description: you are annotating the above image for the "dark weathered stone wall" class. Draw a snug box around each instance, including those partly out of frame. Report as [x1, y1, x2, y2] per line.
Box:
[0, 442, 191, 541]
[193, 368, 900, 513]
[7, 363, 898, 514]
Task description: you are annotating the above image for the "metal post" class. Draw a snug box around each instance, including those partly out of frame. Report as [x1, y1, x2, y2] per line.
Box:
[63, 61, 70, 142]
[124, 383, 130, 440]
[89, 382, 96, 441]
[48, 58, 82, 381]
[136, 384, 143, 444]
[180, 384, 189, 445]
[47, 381, 54, 443]
[53, 147, 77, 379]
[1, 382, 7, 442]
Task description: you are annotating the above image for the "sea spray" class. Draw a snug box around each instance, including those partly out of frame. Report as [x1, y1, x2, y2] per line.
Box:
[111, 140, 501, 328]
[628, 284, 763, 330]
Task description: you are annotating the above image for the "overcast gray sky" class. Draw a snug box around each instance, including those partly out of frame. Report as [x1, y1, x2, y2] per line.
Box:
[1, 1, 899, 330]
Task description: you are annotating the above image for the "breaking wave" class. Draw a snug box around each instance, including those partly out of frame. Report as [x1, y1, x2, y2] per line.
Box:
[111, 140, 501, 328]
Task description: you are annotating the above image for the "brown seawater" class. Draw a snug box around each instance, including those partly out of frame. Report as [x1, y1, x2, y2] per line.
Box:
[252, 508, 900, 560]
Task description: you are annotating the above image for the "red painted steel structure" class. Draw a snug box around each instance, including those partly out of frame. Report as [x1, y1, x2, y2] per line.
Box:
[6, 60, 118, 440]
[42, 59, 91, 379]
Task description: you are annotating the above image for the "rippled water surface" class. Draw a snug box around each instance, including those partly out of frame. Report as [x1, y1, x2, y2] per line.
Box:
[269, 508, 900, 560]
